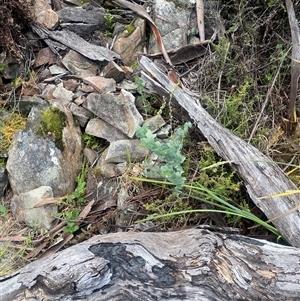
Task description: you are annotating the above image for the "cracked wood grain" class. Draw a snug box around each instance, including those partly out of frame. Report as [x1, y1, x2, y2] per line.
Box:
[1, 229, 300, 300]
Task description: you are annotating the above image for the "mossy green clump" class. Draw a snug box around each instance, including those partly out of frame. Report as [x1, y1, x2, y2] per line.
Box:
[144, 194, 194, 227]
[38, 107, 66, 151]
[124, 20, 136, 37]
[197, 142, 241, 198]
[0, 112, 27, 154]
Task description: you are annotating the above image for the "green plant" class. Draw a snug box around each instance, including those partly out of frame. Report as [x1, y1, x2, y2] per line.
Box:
[144, 195, 193, 226]
[133, 177, 281, 238]
[0, 63, 5, 75]
[65, 159, 88, 205]
[78, 0, 89, 8]
[136, 122, 192, 190]
[135, 76, 158, 114]
[187, 28, 198, 36]
[63, 209, 79, 234]
[82, 133, 99, 150]
[0, 204, 7, 216]
[60, 160, 88, 233]
[38, 107, 65, 150]
[0, 158, 7, 167]
[197, 143, 241, 198]
[124, 19, 137, 37]
[104, 11, 115, 37]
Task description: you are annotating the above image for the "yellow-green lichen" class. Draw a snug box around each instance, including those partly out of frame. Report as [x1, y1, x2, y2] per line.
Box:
[0, 112, 27, 154]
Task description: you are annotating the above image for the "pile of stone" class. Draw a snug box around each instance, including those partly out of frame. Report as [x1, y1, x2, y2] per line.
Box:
[0, 0, 218, 229]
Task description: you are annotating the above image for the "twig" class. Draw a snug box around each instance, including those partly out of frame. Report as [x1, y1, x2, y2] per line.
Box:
[196, 0, 205, 41]
[248, 47, 291, 143]
[285, 0, 300, 123]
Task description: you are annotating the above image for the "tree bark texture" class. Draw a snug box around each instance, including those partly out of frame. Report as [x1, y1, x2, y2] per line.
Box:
[139, 56, 300, 248]
[1, 229, 300, 300]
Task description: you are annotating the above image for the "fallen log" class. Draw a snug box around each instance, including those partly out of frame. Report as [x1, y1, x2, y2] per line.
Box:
[139, 56, 300, 248]
[1, 229, 300, 300]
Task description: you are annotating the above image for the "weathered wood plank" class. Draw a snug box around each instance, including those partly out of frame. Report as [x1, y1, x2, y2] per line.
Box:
[139, 56, 300, 248]
[1, 229, 300, 300]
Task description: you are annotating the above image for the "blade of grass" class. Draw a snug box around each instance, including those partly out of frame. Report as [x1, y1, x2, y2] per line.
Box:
[131, 176, 281, 236]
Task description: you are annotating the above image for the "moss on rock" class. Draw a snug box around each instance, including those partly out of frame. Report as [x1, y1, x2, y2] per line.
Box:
[38, 107, 66, 151]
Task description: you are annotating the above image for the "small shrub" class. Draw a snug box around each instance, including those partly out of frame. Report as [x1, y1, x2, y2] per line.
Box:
[0, 204, 7, 216]
[136, 122, 192, 190]
[104, 11, 115, 37]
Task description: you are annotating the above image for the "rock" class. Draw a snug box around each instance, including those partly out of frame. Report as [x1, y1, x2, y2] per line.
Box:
[79, 83, 95, 93]
[105, 139, 149, 163]
[47, 29, 120, 62]
[25, 106, 48, 133]
[40, 84, 56, 99]
[102, 61, 125, 83]
[69, 103, 93, 128]
[63, 79, 80, 92]
[113, 18, 146, 65]
[97, 148, 127, 178]
[143, 115, 166, 133]
[34, 47, 57, 67]
[10, 186, 56, 230]
[73, 94, 86, 106]
[57, 6, 105, 24]
[18, 95, 49, 116]
[52, 83, 74, 102]
[57, 7, 106, 35]
[84, 148, 97, 165]
[149, 0, 217, 53]
[33, 0, 59, 29]
[1, 55, 21, 79]
[118, 80, 137, 93]
[85, 118, 128, 142]
[149, 0, 196, 52]
[61, 50, 98, 77]
[84, 90, 143, 138]
[83, 76, 116, 94]
[49, 65, 68, 75]
[156, 124, 172, 138]
[86, 172, 118, 204]
[120, 65, 133, 78]
[0, 167, 7, 197]
[7, 108, 82, 197]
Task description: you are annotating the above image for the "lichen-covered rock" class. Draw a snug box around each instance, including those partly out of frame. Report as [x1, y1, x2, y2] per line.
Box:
[7, 108, 82, 197]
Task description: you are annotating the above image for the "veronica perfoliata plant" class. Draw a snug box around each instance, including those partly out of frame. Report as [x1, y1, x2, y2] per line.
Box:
[136, 122, 192, 190]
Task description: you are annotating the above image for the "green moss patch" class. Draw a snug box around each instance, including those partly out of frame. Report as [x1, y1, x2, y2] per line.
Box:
[38, 107, 66, 151]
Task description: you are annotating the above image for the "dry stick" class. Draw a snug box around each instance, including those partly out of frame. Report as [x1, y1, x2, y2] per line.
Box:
[139, 55, 300, 248]
[248, 50, 289, 143]
[196, 0, 205, 42]
[285, 0, 300, 123]
[216, 41, 230, 121]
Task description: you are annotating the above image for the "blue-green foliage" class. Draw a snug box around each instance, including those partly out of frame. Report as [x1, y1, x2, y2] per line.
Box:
[136, 122, 192, 190]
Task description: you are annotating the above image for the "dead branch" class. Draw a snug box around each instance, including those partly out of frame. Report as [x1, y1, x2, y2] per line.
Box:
[139, 55, 300, 248]
[1, 229, 300, 300]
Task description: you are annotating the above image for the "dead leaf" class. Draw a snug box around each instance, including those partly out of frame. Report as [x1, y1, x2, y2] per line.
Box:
[38, 234, 73, 259]
[78, 200, 95, 221]
[33, 196, 64, 208]
[0, 236, 27, 242]
[25, 241, 49, 260]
